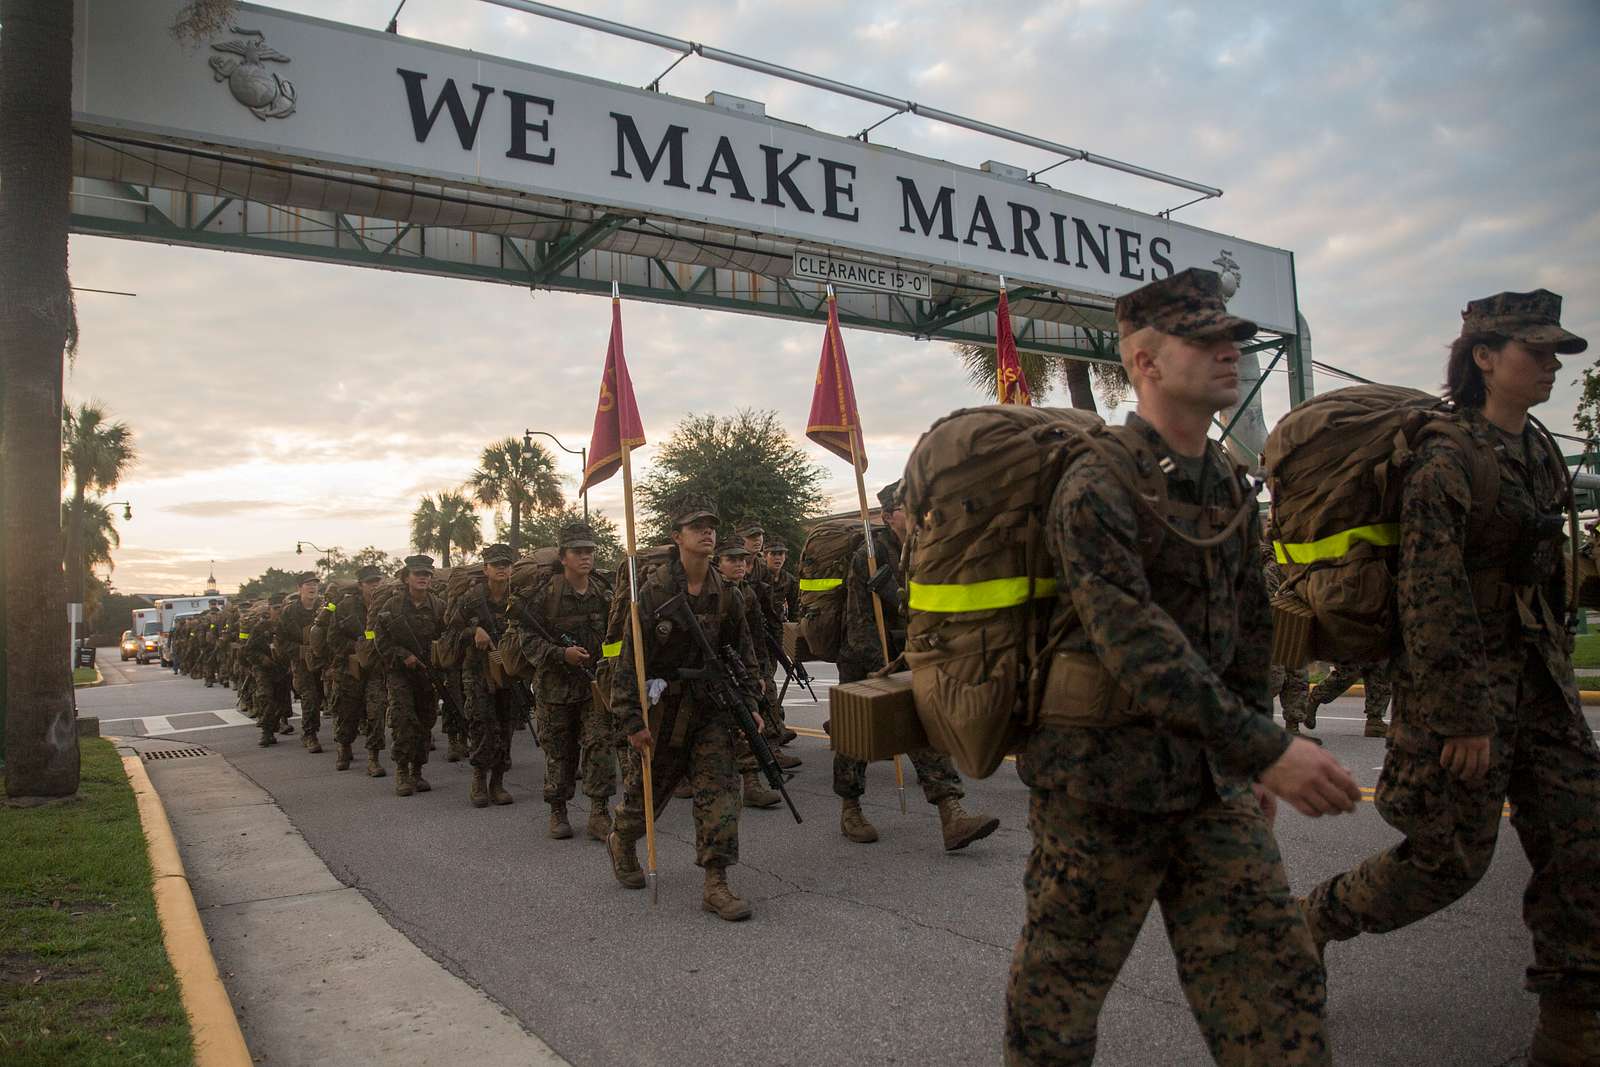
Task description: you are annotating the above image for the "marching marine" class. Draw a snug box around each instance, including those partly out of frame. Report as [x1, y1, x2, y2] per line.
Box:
[452, 543, 521, 811]
[278, 571, 326, 753]
[373, 555, 445, 796]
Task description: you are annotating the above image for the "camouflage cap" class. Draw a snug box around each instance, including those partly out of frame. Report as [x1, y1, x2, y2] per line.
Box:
[765, 539, 788, 553]
[671, 494, 720, 529]
[356, 564, 384, 582]
[482, 543, 516, 565]
[402, 553, 435, 574]
[557, 523, 598, 550]
[295, 571, 319, 586]
[735, 518, 765, 538]
[1114, 267, 1257, 342]
[715, 536, 750, 558]
[1461, 289, 1587, 354]
[877, 480, 903, 512]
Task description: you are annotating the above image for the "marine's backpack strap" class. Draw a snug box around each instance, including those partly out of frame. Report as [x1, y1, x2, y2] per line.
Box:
[1416, 417, 1500, 552]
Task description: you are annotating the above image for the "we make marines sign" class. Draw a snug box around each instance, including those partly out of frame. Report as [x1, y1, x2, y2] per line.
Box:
[73, 0, 1298, 332]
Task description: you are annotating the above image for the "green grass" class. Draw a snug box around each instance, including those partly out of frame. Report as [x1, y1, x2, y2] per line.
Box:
[1574, 633, 1600, 670]
[0, 739, 194, 1066]
[71, 667, 99, 687]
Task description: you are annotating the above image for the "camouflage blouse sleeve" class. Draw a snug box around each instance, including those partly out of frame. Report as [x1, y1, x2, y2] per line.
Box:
[1050, 457, 1287, 781]
[1220, 514, 1274, 720]
[723, 586, 763, 700]
[1397, 435, 1493, 736]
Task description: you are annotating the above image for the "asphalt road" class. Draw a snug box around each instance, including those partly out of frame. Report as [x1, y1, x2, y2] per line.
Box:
[85, 656, 1596, 1066]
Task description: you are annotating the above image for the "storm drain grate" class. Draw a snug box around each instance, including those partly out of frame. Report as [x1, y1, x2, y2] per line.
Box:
[143, 747, 211, 761]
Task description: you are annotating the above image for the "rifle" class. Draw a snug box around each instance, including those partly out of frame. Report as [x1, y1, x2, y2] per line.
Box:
[470, 590, 540, 747]
[657, 593, 802, 824]
[391, 604, 467, 726]
[508, 597, 608, 709]
[762, 627, 817, 703]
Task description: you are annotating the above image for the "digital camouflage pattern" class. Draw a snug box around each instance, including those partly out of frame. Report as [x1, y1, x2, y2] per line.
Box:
[373, 589, 445, 769]
[835, 524, 966, 804]
[1260, 540, 1311, 728]
[452, 584, 518, 774]
[1304, 408, 1600, 1007]
[1460, 288, 1588, 354]
[1007, 790, 1328, 1065]
[1308, 661, 1391, 724]
[610, 551, 759, 869]
[506, 573, 617, 801]
[1008, 412, 1318, 1066]
[1112, 267, 1257, 342]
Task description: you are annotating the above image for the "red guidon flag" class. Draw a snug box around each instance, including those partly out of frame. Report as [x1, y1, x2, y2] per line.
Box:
[580, 292, 646, 491]
[806, 289, 867, 470]
[995, 285, 1033, 406]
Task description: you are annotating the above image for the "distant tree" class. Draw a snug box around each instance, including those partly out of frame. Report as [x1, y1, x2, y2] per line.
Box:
[61, 402, 135, 605]
[510, 505, 624, 570]
[314, 545, 400, 580]
[88, 581, 155, 644]
[410, 490, 482, 567]
[637, 410, 826, 549]
[237, 567, 302, 601]
[469, 438, 563, 554]
[952, 344, 1129, 412]
[1575, 361, 1600, 444]
[61, 496, 120, 584]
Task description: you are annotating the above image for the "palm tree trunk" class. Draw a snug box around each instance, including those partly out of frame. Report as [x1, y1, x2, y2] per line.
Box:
[509, 499, 521, 554]
[1, 0, 79, 795]
[441, 539, 451, 569]
[1064, 361, 1098, 413]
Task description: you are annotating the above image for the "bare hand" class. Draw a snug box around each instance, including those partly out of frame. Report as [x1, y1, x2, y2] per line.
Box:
[403, 653, 420, 669]
[1251, 783, 1278, 827]
[1441, 735, 1492, 782]
[564, 646, 593, 668]
[473, 627, 492, 650]
[754, 713, 765, 735]
[1259, 738, 1361, 817]
[628, 727, 653, 754]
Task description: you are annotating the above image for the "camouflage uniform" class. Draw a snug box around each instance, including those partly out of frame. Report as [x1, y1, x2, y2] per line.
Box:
[373, 572, 445, 777]
[835, 525, 964, 804]
[279, 591, 324, 740]
[1307, 661, 1392, 725]
[1260, 541, 1311, 729]
[242, 614, 291, 744]
[512, 572, 614, 804]
[1304, 403, 1600, 1008]
[325, 586, 375, 753]
[1008, 272, 1325, 1066]
[611, 550, 760, 869]
[742, 546, 786, 745]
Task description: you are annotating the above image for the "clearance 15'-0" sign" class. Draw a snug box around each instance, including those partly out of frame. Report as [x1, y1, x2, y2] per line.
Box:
[72, 0, 1297, 331]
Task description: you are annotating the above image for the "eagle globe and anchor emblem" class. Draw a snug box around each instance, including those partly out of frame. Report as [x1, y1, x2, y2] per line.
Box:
[1212, 250, 1243, 298]
[208, 27, 297, 120]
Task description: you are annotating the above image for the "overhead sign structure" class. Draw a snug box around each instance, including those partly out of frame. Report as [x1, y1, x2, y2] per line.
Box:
[792, 251, 931, 298]
[70, 0, 1298, 334]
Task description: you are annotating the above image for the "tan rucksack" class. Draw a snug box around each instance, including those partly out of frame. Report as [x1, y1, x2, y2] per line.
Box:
[306, 577, 359, 671]
[900, 404, 1249, 778]
[796, 517, 876, 663]
[1263, 385, 1526, 664]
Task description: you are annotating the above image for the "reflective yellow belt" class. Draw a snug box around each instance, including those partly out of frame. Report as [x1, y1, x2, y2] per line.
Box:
[601, 640, 622, 659]
[799, 578, 843, 591]
[364, 630, 376, 640]
[1273, 523, 1399, 565]
[237, 632, 250, 639]
[909, 576, 1058, 612]
[325, 602, 337, 612]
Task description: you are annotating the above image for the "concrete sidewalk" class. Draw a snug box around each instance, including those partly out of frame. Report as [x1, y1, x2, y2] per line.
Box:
[116, 735, 568, 1067]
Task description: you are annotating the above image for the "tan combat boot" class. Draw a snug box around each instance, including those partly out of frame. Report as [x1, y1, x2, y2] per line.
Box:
[469, 768, 489, 808]
[1364, 718, 1389, 738]
[608, 832, 646, 889]
[743, 772, 781, 810]
[549, 801, 573, 839]
[394, 764, 414, 797]
[840, 799, 879, 844]
[366, 751, 387, 778]
[773, 748, 802, 769]
[446, 733, 467, 762]
[702, 866, 752, 922]
[412, 763, 432, 792]
[278, 720, 295, 735]
[257, 730, 277, 748]
[334, 742, 353, 772]
[1529, 999, 1600, 1066]
[586, 805, 613, 842]
[489, 769, 513, 806]
[302, 733, 323, 754]
[938, 797, 999, 852]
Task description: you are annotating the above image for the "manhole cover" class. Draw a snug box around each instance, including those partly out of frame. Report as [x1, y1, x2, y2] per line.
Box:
[143, 748, 210, 761]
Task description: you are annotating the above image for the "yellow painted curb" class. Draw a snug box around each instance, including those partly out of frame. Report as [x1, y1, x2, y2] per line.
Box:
[121, 754, 252, 1067]
[1343, 684, 1600, 706]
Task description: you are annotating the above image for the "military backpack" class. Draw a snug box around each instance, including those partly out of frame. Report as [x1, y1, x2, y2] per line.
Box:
[900, 404, 1255, 778]
[795, 517, 877, 663]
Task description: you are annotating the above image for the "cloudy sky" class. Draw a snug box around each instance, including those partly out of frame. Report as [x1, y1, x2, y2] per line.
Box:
[65, 0, 1600, 595]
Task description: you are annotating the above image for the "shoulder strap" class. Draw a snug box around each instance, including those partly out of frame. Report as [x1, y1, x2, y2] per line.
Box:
[1419, 418, 1499, 549]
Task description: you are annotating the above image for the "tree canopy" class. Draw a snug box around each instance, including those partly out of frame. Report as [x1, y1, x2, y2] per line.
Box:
[469, 437, 563, 553]
[313, 546, 400, 580]
[237, 567, 303, 602]
[411, 490, 482, 568]
[637, 410, 826, 549]
[502, 505, 624, 570]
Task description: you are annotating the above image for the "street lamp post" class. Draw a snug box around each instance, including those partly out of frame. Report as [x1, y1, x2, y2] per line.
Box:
[295, 541, 332, 556]
[523, 429, 588, 521]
